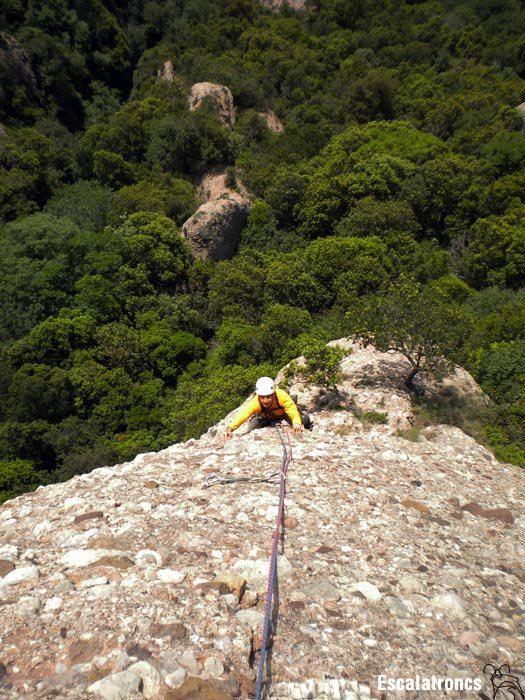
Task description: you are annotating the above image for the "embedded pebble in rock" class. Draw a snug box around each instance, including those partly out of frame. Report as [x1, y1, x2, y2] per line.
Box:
[347, 581, 382, 602]
[3, 565, 39, 585]
[301, 581, 342, 602]
[0, 340, 524, 700]
[155, 569, 186, 584]
[87, 669, 142, 698]
[431, 592, 468, 618]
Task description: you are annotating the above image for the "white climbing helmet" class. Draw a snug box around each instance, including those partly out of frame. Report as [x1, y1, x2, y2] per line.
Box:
[255, 376, 275, 396]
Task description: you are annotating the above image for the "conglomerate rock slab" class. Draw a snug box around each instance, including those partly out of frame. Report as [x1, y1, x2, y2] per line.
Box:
[0, 344, 524, 700]
[180, 192, 251, 262]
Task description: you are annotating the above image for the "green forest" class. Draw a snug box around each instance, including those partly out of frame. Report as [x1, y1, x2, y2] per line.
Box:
[1, 0, 524, 502]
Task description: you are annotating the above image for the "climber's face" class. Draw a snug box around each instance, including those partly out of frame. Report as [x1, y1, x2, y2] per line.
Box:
[258, 394, 274, 409]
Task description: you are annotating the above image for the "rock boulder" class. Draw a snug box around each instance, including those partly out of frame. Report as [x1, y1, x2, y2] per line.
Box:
[188, 82, 236, 130]
[181, 169, 252, 261]
[181, 191, 250, 262]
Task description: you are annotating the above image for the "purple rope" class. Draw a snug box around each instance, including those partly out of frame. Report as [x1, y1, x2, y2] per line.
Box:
[255, 425, 292, 700]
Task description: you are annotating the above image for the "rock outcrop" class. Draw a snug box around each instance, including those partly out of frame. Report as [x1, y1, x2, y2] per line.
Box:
[188, 82, 236, 130]
[0, 342, 524, 700]
[157, 60, 176, 83]
[257, 110, 284, 133]
[0, 34, 37, 99]
[181, 169, 251, 261]
[258, 0, 306, 10]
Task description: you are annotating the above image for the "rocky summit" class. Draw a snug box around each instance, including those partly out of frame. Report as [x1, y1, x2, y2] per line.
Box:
[0, 341, 524, 700]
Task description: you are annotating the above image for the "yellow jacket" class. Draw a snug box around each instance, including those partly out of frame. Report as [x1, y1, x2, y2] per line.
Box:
[228, 388, 302, 431]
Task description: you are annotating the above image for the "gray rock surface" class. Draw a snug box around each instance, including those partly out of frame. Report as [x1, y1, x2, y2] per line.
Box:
[188, 81, 236, 129]
[0, 34, 37, 100]
[259, 0, 306, 10]
[181, 191, 250, 261]
[0, 341, 524, 699]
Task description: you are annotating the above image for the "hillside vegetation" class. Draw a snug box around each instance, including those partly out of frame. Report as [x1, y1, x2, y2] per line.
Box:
[0, 0, 524, 501]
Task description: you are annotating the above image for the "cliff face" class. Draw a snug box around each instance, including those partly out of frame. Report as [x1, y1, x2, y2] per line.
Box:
[0, 343, 524, 700]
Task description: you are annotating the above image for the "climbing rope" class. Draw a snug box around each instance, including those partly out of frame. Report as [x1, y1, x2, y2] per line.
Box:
[255, 423, 292, 700]
[202, 422, 293, 699]
[203, 471, 283, 487]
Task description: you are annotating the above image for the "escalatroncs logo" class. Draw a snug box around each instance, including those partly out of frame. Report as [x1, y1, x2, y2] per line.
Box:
[484, 664, 525, 700]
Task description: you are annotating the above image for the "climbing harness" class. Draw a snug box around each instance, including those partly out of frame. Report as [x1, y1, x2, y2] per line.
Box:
[255, 423, 292, 700]
[203, 422, 293, 699]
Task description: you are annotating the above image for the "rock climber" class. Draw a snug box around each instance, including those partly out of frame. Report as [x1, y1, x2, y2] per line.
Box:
[224, 376, 311, 440]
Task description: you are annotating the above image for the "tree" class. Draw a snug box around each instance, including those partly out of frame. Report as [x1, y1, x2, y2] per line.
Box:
[0, 459, 43, 503]
[141, 323, 206, 384]
[0, 127, 59, 221]
[0, 213, 94, 340]
[303, 235, 390, 304]
[80, 97, 163, 174]
[463, 209, 525, 290]
[146, 107, 235, 177]
[281, 338, 343, 390]
[114, 211, 192, 299]
[263, 251, 326, 311]
[400, 153, 481, 242]
[239, 199, 280, 251]
[46, 180, 116, 232]
[347, 279, 471, 390]
[8, 311, 97, 367]
[207, 253, 267, 323]
[115, 177, 197, 225]
[482, 130, 525, 175]
[93, 149, 136, 188]
[469, 339, 525, 466]
[6, 363, 74, 422]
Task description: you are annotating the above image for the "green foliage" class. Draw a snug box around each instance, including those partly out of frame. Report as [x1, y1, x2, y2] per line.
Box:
[114, 211, 192, 296]
[482, 130, 525, 175]
[263, 251, 325, 311]
[465, 287, 525, 346]
[7, 363, 73, 422]
[81, 97, 163, 176]
[93, 149, 136, 188]
[431, 275, 474, 304]
[470, 340, 525, 406]
[163, 362, 276, 443]
[8, 312, 97, 367]
[0, 127, 59, 221]
[207, 253, 266, 323]
[0, 459, 43, 503]
[115, 177, 197, 225]
[0, 213, 95, 340]
[304, 236, 390, 304]
[347, 279, 472, 388]
[239, 199, 280, 251]
[46, 181, 116, 231]
[212, 319, 263, 367]
[295, 121, 448, 239]
[146, 107, 235, 177]
[361, 411, 389, 424]
[141, 324, 206, 384]
[282, 340, 344, 390]
[463, 208, 525, 289]
[2, 0, 525, 482]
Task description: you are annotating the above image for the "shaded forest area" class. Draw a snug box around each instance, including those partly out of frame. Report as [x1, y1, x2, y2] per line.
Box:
[0, 0, 524, 501]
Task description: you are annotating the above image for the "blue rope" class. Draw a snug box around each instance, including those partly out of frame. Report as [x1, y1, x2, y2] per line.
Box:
[254, 424, 291, 700]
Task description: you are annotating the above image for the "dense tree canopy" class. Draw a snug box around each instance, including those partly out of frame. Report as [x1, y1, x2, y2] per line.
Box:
[1, 0, 524, 499]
